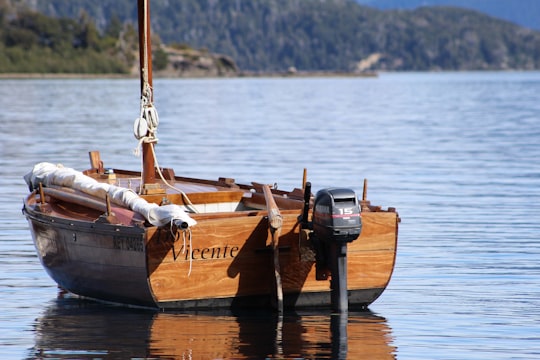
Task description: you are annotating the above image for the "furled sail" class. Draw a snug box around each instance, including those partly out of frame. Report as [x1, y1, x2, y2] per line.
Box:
[24, 162, 196, 228]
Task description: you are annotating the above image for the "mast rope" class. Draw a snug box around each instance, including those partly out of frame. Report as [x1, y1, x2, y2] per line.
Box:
[150, 144, 199, 213]
[134, 0, 158, 149]
[142, 0, 149, 89]
[133, 89, 159, 145]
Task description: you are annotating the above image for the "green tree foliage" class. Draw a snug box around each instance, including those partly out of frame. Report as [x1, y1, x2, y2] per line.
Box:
[152, 47, 169, 71]
[0, 8, 130, 73]
[105, 13, 123, 39]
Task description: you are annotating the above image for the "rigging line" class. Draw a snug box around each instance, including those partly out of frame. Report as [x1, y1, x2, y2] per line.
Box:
[142, 0, 149, 89]
[187, 228, 193, 276]
[140, 0, 154, 129]
[149, 144, 199, 213]
[134, 125, 158, 193]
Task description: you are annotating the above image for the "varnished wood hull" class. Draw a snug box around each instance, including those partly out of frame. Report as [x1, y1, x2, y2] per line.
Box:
[148, 210, 398, 309]
[24, 193, 398, 310]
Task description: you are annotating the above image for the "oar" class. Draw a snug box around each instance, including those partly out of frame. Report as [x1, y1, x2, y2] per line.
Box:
[262, 184, 283, 313]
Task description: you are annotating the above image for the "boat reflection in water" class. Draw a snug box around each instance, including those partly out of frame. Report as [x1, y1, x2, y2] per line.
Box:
[28, 296, 396, 359]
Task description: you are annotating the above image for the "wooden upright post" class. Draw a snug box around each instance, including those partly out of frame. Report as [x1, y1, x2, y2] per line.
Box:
[262, 184, 284, 313]
[138, 0, 156, 188]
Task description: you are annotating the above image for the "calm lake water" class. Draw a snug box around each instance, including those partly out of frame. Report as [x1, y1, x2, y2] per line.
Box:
[1, 72, 539, 359]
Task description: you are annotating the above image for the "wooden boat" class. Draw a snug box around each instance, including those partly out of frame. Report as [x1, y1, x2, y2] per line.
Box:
[22, 0, 399, 312]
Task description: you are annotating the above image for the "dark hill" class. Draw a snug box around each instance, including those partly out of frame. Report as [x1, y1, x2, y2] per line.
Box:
[356, 0, 540, 30]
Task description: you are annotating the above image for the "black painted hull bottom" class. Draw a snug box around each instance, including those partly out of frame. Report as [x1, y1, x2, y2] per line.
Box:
[157, 288, 384, 311]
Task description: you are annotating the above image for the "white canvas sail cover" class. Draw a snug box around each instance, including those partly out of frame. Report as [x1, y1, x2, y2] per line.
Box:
[24, 162, 196, 228]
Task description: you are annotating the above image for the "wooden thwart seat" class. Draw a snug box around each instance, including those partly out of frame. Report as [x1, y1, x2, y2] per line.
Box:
[142, 190, 246, 207]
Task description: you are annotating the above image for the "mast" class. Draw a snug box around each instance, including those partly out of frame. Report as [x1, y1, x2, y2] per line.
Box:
[138, 0, 156, 188]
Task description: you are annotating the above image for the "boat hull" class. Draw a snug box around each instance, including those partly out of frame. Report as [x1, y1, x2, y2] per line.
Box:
[24, 198, 397, 310]
[24, 208, 156, 307]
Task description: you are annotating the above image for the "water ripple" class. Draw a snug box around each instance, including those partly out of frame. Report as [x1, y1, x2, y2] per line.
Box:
[1, 73, 540, 359]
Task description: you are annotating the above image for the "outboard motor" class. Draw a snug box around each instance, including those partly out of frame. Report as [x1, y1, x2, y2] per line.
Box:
[312, 188, 362, 312]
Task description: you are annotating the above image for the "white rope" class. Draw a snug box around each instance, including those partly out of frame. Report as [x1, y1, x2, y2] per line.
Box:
[170, 222, 194, 277]
[134, 87, 159, 141]
[133, 99, 159, 190]
[149, 144, 199, 213]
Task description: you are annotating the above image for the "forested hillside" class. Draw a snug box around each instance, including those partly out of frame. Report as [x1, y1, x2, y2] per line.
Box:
[3, 0, 540, 73]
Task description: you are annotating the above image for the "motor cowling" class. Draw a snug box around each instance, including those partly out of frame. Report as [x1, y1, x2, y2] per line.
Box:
[312, 188, 362, 243]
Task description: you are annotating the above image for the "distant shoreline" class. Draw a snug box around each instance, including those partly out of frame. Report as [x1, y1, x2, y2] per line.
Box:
[3, 70, 537, 80]
[0, 73, 138, 79]
[0, 71, 378, 80]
